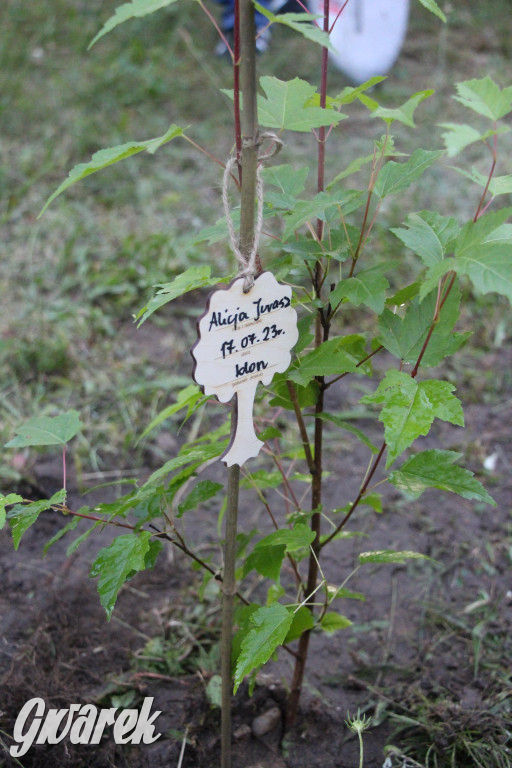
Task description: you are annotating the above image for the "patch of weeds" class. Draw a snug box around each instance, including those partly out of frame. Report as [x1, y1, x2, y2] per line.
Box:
[1, 331, 73, 381]
[131, 577, 221, 680]
[382, 591, 512, 768]
[386, 686, 511, 768]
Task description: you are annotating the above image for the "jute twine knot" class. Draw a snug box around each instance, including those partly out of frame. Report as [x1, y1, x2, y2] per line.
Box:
[222, 132, 283, 293]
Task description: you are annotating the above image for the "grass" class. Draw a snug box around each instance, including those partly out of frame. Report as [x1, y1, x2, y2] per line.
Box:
[2, 1, 511, 480]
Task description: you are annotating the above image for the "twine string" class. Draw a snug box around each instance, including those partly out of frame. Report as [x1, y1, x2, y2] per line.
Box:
[222, 132, 282, 293]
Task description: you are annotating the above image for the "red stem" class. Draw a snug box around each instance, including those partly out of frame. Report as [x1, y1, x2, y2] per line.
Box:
[474, 132, 497, 221]
[319, 441, 387, 549]
[329, 0, 351, 34]
[62, 445, 67, 492]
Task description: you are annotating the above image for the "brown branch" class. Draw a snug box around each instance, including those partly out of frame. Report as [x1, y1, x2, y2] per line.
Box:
[319, 441, 387, 550]
[324, 345, 384, 390]
[286, 380, 317, 474]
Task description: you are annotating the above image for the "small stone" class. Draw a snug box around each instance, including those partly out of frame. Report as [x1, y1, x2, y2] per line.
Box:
[233, 724, 251, 741]
[251, 706, 281, 737]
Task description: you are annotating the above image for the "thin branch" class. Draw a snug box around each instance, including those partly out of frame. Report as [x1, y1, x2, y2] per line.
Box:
[319, 441, 387, 549]
[349, 129, 389, 276]
[474, 128, 497, 221]
[324, 345, 384, 389]
[52, 503, 135, 530]
[264, 445, 302, 511]
[198, 0, 233, 59]
[286, 380, 317, 475]
[182, 135, 228, 173]
[329, 0, 351, 34]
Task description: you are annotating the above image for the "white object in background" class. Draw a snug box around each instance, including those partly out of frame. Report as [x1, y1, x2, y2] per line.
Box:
[192, 272, 298, 467]
[309, 0, 410, 84]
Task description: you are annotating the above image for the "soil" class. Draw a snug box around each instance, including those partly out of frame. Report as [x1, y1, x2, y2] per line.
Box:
[1, 333, 511, 768]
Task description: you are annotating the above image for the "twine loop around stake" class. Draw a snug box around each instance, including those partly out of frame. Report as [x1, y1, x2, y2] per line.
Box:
[222, 132, 283, 293]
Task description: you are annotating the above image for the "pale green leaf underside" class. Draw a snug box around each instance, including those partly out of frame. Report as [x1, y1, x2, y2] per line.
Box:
[416, 0, 447, 22]
[254, 523, 316, 553]
[320, 612, 352, 633]
[282, 189, 363, 239]
[389, 449, 495, 505]
[319, 413, 378, 454]
[450, 166, 512, 198]
[453, 76, 512, 121]
[392, 210, 460, 267]
[419, 209, 512, 302]
[234, 603, 293, 692]
[375, 150, 443, 199]
[333, 77, 387, 107]
[177, 480, 224, 517]
[372, 89, 434, 127]
[439, 123, 508, 157]
[143, 442, 227, 487]
[138, 384, 205, 442]
[39, 124, 184, 216]
[262, 164, 309, 209]
[254, 3, 332, 50]
[359, 549, 428, 565]
[6, 410, 82, 447]
[89, 0, 181, 48]
[136, 265, 223, 326]
[258, 77, 346, 133]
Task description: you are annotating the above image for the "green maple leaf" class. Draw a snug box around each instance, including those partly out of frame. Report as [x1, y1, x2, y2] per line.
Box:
[258, 77, 346, 133]
[331, 268, 389, 314]
[452, 76, 512, 121]
[6, 411, 82, 448]
[136, 266, 223, 326]
[39, 124, 184, 216]
[361, 371, 464, 467]
[375, 150, 443, 199]
[89, 0, 180, 48]
[254, 3, 332, 50]
[372, 89, 435, 128]
[420, 208, 512, 302]
[377, 283, 470, 367]
[392, 210, 460, 267]
[8, 490, 67, 550]
[389, 449, 495, 505]
[289, 335, 368, 387]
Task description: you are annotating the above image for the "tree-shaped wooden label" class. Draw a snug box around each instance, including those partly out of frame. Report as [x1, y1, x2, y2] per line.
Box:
[192, 272, 298, 467]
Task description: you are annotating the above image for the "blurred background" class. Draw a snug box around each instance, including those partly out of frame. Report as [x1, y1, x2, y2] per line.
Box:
[0, 0, 511, 484]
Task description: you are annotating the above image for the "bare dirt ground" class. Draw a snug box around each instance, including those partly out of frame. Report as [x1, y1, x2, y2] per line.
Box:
[1, 338, 511, 768]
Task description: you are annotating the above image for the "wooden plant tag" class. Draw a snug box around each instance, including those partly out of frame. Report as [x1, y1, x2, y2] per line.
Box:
[192, 272, 298, 467]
